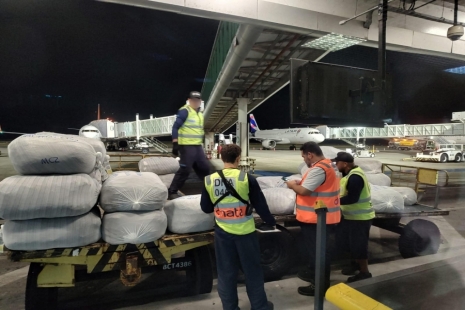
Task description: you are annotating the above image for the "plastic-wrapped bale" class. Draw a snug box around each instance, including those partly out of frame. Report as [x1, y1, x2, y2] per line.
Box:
[390, 187, 417, 206]
[355, 159, 383, 174]
[256, 175, 301, 190]
[8, 134, 98, 175]
[158, 173, 175, 188]
[371, 187, 404, 213]
[164, 195, 214, 234]
[321, 146, 343, 161]
[262, 188, 296, 215]
[0, 174, 101, 220]
[102, 211, 167, 245]
[138, 157, 179, 175]
[100, 171, 167, 212]
[35, 132, 107, 159]
[2, 210, 101, 251]
[298, 162, 307, 175]
[366, 173, 391, 186]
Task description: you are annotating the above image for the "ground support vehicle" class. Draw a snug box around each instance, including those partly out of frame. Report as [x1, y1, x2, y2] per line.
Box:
[415, 144, 464, 162]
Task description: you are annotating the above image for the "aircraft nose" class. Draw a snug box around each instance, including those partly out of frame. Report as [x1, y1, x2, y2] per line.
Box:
[317, 134, 325, 143]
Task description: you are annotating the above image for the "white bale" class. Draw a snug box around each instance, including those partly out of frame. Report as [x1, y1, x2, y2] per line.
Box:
[0, 174, 101, 220]
[355, 159, 383, 174]
[390, 187, 417, 206]
[371, 188, 404, 213]
[158, 173, 175, 188]
[100, 171, 167, 212]
[321, 146, 343, 161]
[102, 210, 167, 245]
[164, 195, 214, 234]
[298, 162, 307, 175]
[3, 210, 101, 251]
[262, 188, 296, 215]
[366, 173, 391, 186]
[8, 134, 98, 175]
[257, 175, 301, 190]
[138, 157, 179, 175]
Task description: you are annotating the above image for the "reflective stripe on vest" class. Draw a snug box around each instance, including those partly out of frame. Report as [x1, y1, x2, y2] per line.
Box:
[205, 169, 255, 235]
[339, 167, 375, 220]
[295, 159, 341, 224]
[178, 105, 204, 145]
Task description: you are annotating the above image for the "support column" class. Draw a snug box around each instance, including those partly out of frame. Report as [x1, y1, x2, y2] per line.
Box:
[237, 98, 249, 160]
[136, 113, 140, 142]
[204, 132, 215, 152]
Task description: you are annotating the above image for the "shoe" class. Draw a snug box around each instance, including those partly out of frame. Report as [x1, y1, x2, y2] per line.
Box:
[297, 268, 315, 283]
[298, 283, 316, 296]
[267, 301, 274, 310]
[341, 262, 360, 276]
[347, 272, 372, 283]
[168, 193, 181, 200]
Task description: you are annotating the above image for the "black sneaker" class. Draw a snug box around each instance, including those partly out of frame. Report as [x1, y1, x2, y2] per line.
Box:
[347, 272, 372, 283]
[267, 301, 274, 310]
[298, 283, 316, 296]
[168, 193, 181, 200]
[341, 261, 360, 275]
[297, 268, 315, 283]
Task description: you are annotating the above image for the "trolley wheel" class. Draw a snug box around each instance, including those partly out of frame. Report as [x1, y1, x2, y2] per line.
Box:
[185, 246, 213, 295]
[440, 153, 448, 163]
[258, 226, 295, 281]
[398, 219, 441, 259]
[25, 263, 58, 310]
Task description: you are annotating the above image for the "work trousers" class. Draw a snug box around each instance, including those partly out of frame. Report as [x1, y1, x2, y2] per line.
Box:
[214, 226, 269, 310]
[300, 222, 337, 289]
[168, 145, 210, 194]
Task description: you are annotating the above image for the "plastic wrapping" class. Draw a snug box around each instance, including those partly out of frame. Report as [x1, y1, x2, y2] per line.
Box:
[100, 171, 167, 212]
[3, 210, 101, 251]
[102, 210, 167, 245]
[390, 187, 417, 206]
[321, 146, 343, 161]
[366, 173, 391, 186]
[355, 159, 383, 174]
[298, 162, 308, 175]
[262, 188, 296, 215]
[164, 195, 214, 234]
[35, 132, 107, 159]
[8, 134, 98, 175]
[138, 157, 179, 175]
[0, 174, 101, 220]
[371, 187, 405, 213]
[158, 173, 175, 188]
[257, 176, 301, 190]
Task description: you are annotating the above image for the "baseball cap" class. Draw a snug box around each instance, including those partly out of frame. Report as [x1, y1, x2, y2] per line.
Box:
[332, 152, 354, 163]
[189, 91, 202, 99]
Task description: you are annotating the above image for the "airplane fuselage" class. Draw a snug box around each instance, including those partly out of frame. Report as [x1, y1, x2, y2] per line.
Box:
[253, 128, 325, 144]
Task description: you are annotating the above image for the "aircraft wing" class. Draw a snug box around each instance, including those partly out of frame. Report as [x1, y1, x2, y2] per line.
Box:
[250, 137, 283, 142]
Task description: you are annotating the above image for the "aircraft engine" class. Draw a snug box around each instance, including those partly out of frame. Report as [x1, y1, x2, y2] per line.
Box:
[262, 140, 276, 149]
[118, 140, 129, 149]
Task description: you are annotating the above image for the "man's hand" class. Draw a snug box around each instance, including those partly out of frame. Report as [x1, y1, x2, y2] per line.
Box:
[172, 141, 179, 156]
[286, 180, 299, 189]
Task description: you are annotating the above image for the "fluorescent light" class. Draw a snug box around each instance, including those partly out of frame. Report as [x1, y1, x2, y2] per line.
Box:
[302, 33, 366, 51]
[445, 66, 465, 74]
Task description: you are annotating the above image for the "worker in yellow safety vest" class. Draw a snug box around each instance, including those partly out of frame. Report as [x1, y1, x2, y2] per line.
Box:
[286, 142, 341, 296]
[168, 91, 210, 200]
[332, 152, 375, 283]
[201, 144, 275, 310]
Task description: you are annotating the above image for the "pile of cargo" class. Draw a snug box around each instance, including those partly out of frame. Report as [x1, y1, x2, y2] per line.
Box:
[0, 134, 104, 250]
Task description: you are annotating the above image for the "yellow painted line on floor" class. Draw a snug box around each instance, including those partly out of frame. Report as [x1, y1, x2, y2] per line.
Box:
[0, 266, 29, 287]
[326, 283, 392, 310]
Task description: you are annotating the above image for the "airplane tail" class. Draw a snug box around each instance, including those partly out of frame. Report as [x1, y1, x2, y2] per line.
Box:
[249, 114, 260, 134]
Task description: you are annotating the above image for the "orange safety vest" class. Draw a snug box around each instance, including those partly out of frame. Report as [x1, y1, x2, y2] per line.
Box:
[296, 159, 341, 224]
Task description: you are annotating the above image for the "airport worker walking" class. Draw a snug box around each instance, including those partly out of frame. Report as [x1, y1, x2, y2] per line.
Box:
[332, 152, 374, 282]
[168, 91, 210, 200]
[201, 144, 275, 310]
[286, 142, 341, 296]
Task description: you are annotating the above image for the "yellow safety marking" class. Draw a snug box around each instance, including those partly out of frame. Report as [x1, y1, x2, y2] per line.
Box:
[38, 264, 75, 288]
[326, 283, 392, 310]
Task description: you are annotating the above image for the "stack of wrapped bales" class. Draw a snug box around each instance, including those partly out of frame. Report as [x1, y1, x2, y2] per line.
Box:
[138, 157, 180, 188]
[164, 195, 215, 234]
[100, 171, 168, 244]
[0, 134, 102, 250]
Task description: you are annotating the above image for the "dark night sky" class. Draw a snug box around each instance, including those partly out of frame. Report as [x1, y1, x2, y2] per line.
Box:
[1, 0, 465, 139]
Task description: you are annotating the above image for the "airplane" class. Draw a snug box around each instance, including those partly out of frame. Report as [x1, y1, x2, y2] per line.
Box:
[78, 125, 102, 140]
[249, 114, 325, 150]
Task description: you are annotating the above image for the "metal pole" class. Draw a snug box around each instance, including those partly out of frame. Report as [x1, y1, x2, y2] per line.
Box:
[314, 207, 327, 310]
[378, 0, 388, 108]
[237, 98, 249, 160]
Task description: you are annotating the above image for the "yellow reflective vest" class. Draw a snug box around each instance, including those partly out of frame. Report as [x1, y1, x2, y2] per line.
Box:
[205, 169, 255, 235]
[178, 104, 204, 145]
[340, 167, 375, 220]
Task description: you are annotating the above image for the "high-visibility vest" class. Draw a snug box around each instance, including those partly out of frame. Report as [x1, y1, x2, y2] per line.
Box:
[178, 104, 204, 145]
[296, 159, 341, 224]
[205, 169, 255, 235]
[340, 167, 375, 220]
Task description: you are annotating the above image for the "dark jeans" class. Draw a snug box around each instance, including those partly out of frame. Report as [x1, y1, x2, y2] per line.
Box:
[214, 226, 269, 310]
[168, 145, 210, 194]
[300, 222, 336, 288]
[336, 218, 372, 260]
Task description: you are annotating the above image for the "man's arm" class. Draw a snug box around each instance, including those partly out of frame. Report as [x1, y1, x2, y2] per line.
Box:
[200, 185, 215, 214]
[340, 174, 364, 205]
[171, 109, 188, 141]
[287, 167, 325, 196]
[248, 175, 276, 226]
